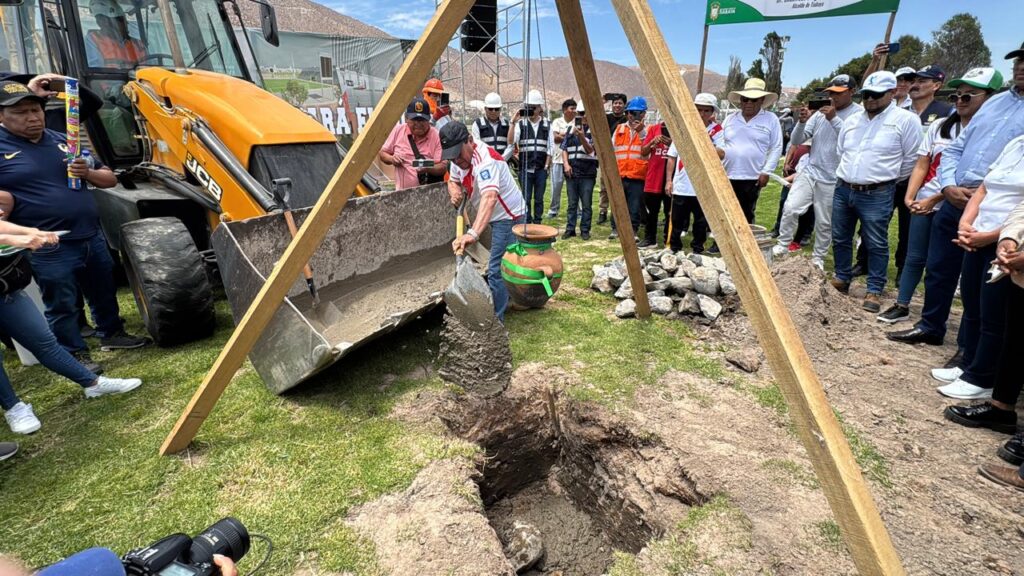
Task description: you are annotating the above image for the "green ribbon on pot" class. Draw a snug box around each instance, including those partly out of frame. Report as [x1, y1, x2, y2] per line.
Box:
[501, 242, 562, 297]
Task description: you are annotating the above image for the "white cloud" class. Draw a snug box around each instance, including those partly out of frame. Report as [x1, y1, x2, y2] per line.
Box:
[380, 9, 436, 33]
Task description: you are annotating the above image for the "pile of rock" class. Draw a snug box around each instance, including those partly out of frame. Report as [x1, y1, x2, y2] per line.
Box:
[591, 249, 739, 322]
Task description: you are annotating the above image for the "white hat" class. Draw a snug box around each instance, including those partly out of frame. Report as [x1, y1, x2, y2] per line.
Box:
[526, 89, 544, 106]
[728, 78, 779, 107]
[483, 92, 502, 108]
[894, 66, 917, 79]
[576, 98, 585, 113]
[694, 92, 719, 110]
[860, 71, 898, 94]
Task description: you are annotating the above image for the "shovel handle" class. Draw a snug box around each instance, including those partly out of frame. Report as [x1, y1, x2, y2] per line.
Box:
[455, 196, 468, 257]
[282, 210, 315, 282]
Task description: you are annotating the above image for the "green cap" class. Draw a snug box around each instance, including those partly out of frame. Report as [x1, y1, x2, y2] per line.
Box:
[948, 67, 1004, 91]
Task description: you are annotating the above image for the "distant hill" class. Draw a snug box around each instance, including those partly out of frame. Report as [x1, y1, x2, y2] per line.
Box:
[236, 0, 392, 38]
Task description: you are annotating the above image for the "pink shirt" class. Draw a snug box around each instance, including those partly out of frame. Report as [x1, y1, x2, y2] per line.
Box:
[381, 123, 442, 190]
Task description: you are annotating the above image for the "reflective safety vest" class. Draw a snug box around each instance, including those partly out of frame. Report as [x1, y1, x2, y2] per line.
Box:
[517, 118, 549, 171]
[87, 31, 146, 68]
[475, 117, 510, 154]
[564, 126, 598, 178]
[613, 122, 648, 180]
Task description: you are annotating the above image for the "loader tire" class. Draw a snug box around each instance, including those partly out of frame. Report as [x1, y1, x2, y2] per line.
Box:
[121, 217, 215, 346]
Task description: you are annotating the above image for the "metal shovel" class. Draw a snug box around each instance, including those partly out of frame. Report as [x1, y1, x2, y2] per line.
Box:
[443, 198, 499, 331]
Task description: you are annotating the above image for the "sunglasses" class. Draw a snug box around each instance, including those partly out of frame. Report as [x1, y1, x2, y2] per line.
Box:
[948, 93, 985, 104]
[485, 107, 501, 112]
[862, 91, 888, 100]
[739, 96, 763, 103]
[627, 111, 645, 117]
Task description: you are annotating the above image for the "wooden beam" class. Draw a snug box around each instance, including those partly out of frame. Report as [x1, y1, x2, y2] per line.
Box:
[696, 24, 709, 93]
[554, 0, 650, 318]
[606, 0, 907, 573]
[160, 0, 477, 455]
[878, 11, 897, 70]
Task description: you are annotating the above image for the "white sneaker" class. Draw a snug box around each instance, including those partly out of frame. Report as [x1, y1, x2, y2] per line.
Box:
[811, 258, 825, 271]
[84, 376, 142, 399]
[5, 402, 41, 434]
[771, 244, 788, 257]
[930, 366, 963, 384]
[937, 378, 992, 400]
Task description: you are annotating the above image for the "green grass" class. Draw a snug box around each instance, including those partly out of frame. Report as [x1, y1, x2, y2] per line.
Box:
[263, 78, 335, 93]
[0, 293, 474, 573]
[809, 519, 845, 553]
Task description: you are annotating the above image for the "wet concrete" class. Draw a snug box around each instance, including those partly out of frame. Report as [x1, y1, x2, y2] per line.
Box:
[290, 245, 454, 345]
[437, 313, 512, 397]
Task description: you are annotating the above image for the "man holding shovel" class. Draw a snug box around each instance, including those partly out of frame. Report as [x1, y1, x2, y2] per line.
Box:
[442, 122, 526, 323]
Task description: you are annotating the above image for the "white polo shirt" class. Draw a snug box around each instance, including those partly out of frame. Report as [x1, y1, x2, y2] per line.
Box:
[448, 141, 526, 223]
[666, 122, 725, 197]
[550, 116, 571, 163]
[836, 102, 922, 185]
[975, 135, 1024, 233]
[721, 108, 783, 180]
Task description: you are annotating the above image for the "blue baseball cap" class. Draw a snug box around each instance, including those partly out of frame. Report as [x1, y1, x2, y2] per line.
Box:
[405, 96, 431, 121]
[911, 64, 946, 83]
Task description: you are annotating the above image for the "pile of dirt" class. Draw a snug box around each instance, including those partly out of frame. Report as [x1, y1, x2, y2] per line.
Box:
[437, 313, 512, 397]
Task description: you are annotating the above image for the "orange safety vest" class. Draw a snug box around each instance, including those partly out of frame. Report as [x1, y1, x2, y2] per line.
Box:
[613, 122, 648, 180]
[88, 31, 146, 67]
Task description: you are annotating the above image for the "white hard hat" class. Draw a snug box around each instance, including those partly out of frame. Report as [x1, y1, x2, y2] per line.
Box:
[693, 92, 719, 110]
[90, 0, 126, 18]
[483, 92, 502, 108]
[526, 89, 544, 106]
[576, 99, 584, 113]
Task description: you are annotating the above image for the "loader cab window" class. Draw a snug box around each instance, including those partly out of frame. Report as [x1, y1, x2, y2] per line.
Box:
[0, 0, 50, 73]
[77, 0, 244, 76]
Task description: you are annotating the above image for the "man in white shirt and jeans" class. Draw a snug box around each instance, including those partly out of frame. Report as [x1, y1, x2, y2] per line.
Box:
[721, 78, 783, 227]
[774, 74, 863, 269]
[547, 99, 577, 218]
[830, 71, 923, 313]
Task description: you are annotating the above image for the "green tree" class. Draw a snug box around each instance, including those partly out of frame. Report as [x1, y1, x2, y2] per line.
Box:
[282, 79, 309, 106]
[746, 58, 764, 80]
[758, 32, 790, 95]
[723, 55, 746, 97]
[925, 13, 991, 79]
[887, 34, 927, 72]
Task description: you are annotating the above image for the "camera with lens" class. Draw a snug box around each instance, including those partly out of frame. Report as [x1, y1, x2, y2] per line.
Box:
[122, 518, 250, 576]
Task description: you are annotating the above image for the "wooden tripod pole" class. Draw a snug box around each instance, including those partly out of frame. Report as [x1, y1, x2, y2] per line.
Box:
[879, 11, 898, 70]
[160, 0, 477, 455]
[600, 0, 907, 573]
[554, 0, 650, 318]
[696, 24, 709, 93]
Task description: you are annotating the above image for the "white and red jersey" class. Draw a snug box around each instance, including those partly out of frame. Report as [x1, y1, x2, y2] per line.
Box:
[449, 141, 526, 222]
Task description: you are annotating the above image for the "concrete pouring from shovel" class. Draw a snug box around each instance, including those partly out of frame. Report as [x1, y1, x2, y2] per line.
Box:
[444, 199, 499, 331]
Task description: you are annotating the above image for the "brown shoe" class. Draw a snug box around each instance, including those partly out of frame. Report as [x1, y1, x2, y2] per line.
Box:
[830, 278, 850, 294]
[862, 293, 881, 313]
[978, 464, 1024, 493]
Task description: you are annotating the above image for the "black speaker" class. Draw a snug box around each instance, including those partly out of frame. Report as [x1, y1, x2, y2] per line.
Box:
[461, 0, 497, 53]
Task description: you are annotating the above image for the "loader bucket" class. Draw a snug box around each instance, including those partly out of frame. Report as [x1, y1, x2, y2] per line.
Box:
[211, 183, 474, 394]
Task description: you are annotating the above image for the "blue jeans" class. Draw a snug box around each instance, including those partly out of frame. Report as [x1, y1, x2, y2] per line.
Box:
[490, 216, 524, 322]
[38, 548, 124, 576]
[566, 176, 595, 235]
[0, 290, 98, 410]
[916, 202, 965, 339]
[28, 230, 124, 353]
[831, 183, 894, 294]
[896, 211, 935, 306]
[957, 244, 1010, 388]
[520, 169, 548, 224]
[611, 178, 645, 233]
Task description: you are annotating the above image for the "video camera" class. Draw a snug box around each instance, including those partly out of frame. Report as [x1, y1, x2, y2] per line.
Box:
[122, 518, 251, 576]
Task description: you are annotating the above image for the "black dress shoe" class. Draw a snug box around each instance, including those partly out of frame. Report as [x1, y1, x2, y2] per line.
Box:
[998, 432, 1024, 466]
[886, 326, 943, 345]
[597, 212, 608, 225]
[944, 403, 1018, 434]
[943, 349, 964, 369]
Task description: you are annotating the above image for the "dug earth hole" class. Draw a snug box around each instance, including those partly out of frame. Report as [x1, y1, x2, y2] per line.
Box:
[349, 370, 709, 576]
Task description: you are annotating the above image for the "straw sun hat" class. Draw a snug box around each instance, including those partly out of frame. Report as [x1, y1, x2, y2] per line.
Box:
[728, 78, 779, 108]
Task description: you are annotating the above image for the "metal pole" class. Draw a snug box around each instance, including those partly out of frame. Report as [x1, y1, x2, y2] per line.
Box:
[156, 0, 187, 71]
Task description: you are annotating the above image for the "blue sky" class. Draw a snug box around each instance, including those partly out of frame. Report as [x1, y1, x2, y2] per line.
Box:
[320, 0, 1021, 87]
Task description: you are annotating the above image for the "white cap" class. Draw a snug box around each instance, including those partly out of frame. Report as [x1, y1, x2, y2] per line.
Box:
[860, 71, 897, 94]
[483, 92, 502, 108]
[576, 98, 585, 113]
[526, 89, 544, 106]
[694, 92, 719, 110]
[895, 66, 917, 78]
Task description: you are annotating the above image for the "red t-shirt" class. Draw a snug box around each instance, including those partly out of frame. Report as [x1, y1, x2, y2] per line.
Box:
[643, 123, 671, 193]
